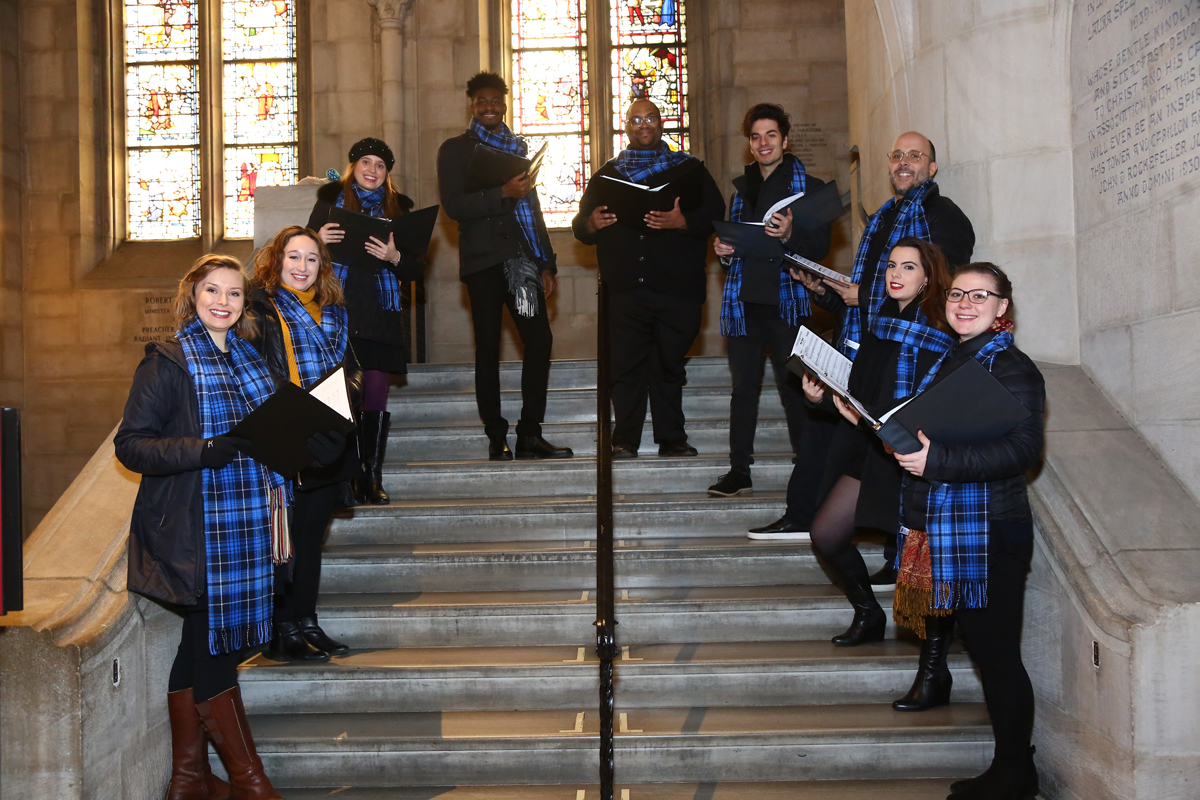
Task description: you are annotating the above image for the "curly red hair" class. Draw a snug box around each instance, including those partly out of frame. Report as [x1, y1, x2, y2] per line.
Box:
[252, 226, 344, 309]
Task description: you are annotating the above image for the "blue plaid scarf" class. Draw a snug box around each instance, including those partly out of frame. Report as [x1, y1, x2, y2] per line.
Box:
[837, 180, 935, 359]
[334, 185, 403, 312]
[869, 310, 955, 400]
[271, 287, 349, 389]
[720, 156, 810, 336]
[612, 140, 695, 184]
[898, 331, 1015, 611]
[469, 120, 549, 263]
[177, 318, 282, 655]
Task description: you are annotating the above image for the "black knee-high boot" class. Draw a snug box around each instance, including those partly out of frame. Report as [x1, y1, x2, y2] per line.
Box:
[357, 410, 390, 505]
[893, 614, 954, 711]
[824, 546, 887, 646]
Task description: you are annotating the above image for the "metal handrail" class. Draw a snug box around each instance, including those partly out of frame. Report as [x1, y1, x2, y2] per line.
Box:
[594, 273, 618, 799]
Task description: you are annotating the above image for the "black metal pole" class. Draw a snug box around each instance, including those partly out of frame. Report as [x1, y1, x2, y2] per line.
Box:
[595, 274, 618, 800]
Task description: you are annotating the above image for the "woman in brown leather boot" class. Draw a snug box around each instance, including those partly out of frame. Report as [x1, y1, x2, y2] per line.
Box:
[116, 255, 287, 799]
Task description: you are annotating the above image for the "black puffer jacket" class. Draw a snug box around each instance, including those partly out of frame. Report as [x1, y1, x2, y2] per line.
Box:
[247, 288, 364, 490]
[115, 340, 207, 607]
[901, 332, 1046, 530]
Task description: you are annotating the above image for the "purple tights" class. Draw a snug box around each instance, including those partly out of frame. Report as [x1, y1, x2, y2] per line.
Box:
[362, 369, 391, 412]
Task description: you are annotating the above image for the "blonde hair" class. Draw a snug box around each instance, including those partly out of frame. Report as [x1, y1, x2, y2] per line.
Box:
[251, 226, 344, 309]
[174, 254, 257, 338]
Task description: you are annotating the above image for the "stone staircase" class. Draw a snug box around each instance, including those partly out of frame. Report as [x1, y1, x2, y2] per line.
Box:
[236, 357, 992, 798]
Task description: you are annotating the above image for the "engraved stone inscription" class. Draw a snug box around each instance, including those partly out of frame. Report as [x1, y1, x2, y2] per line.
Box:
[790, 123, 828, 164]
[135, 294, 176, 344]
[1080, 0, 1200, 207]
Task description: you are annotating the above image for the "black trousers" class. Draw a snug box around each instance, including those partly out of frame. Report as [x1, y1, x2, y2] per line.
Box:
[725, 303, 809, 473]
[464, 263, 553, 439]
[608, 287, 702, 449]
[956, 548, 1036, 772]
[167, 605, 240, 702]
[275, 481, 341, 623]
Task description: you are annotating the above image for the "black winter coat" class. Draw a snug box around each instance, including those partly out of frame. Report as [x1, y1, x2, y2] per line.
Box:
[116, 340, 207, 607]
[571, 159, 725, 304]
[307, 180, 425, 351]
[900, 332, 1046, 536]
[437, 130, 558, 279]
[247, 288, 365, 490]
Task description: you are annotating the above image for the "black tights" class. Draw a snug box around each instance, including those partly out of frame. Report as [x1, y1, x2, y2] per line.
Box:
[167, 606, 240, 702]
[810, 475, 878, 599]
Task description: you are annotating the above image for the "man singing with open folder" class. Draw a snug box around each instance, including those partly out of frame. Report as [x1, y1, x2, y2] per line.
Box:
[572, 99, 724, 459]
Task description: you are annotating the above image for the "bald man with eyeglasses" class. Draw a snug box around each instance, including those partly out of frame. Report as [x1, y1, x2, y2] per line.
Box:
[749, 131, 974, 584]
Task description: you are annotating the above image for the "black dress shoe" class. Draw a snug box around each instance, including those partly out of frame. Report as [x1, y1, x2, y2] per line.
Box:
[612, 444, 638, 459]
[951, 748, 1038, 797]
[515, 434, 574, 459]
[869, 562, 898, 587]
[270, 621, 330, 662]
[297, 615, 350, 656]
[488, 435, 513, 461]
[746, 516, 810, 541]
[658, 440, 698, 457]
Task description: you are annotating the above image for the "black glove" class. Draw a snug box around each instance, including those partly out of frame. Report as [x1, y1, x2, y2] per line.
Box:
[306, 429, 346, 468]
[201, 436, 247, 469]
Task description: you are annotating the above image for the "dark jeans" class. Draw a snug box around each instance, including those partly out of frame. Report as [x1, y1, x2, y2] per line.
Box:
[725, 303, 809, 473]
[167, 606, 240, 702]
[464, 263, 553, 439]
[275, 481, 341, 624]
[608, 287, 702, 449]
[957, 548, 1035, 771]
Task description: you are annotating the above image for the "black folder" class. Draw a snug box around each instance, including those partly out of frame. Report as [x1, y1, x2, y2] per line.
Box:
[229, 381, 356, 478]
[876, 357, 1032, 455]
[591, 160, 705, 232]
[465, 141, 548, 192]
[784, 180, 846, 228]
[714, 181, 846, 259]
[325, 205, 439, 267]
[713, 220, 784, 259]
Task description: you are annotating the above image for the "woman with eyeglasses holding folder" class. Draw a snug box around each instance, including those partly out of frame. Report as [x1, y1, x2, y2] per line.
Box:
[308, 137, 423, 504]
[249, 225, 364, 663]
[891, 263, 1045, 800]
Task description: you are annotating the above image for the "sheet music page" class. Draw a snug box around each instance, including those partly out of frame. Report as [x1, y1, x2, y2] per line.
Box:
[762, 191, 805, 223]
[783, 251, 853, 284]
[790, 327, 878, 426]
[877, 395, 916, 426]
[308, 366, 353, 421]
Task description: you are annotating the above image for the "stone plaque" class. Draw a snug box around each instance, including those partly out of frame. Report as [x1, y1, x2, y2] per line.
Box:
[134, 292, 176, 344]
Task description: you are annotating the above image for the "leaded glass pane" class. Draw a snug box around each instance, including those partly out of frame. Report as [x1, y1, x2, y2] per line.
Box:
[511, 0, 587, 49]
[222, 61, 299, 145]
[128, 148, 202, 240]
[511, 49, 589, 135]
[222, 0, 296, 60]
[610, 0, 685, 45]
[610, 45, 687, 130]
[124, 0, 198, 63]
[524, 134, 590, 229]
[126, 64, 200, 148]
[224, 145, 298, 238]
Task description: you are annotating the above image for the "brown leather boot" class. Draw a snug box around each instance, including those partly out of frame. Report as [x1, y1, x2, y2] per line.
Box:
[166, 688, 231, 800]
[195, 687, 283, 800]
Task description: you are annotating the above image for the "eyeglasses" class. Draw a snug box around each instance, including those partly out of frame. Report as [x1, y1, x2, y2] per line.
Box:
[945, 288, 1001, 304]
[887, 150, 929, 163]
[473, 97, 506, 108]
[627, 115, 661, 126]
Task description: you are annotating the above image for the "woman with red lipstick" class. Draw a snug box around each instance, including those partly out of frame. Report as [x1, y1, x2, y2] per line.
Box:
[308, 138, 423, 505]
[799, 238, 954, 654]
[249, 225, 363, 663]
[892, 263, 1044, 800]
[116, 255, 286, 799]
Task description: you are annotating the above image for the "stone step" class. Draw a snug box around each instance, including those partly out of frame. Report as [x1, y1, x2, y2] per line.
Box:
[380, 454, 794, 499]
[396, 356, 737, 394]
[326, 492, 800, 545]
[386, 384, 769, 426]
[319, 536, 853, 594]
[237, 640, 982, 714]
[247, 703, 992, 787]
[278, 779, 975, 799]
[314, 584, 899, 648]
[389, 417, 794, 461]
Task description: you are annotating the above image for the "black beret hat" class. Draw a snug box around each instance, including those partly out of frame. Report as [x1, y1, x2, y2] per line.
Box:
[348, 137, 395, 172]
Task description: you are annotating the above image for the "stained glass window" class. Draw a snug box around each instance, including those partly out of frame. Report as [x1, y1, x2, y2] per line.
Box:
[123, 0, 299, 241]
[510, 0, 687, 227]
[510, 0, 591, 229]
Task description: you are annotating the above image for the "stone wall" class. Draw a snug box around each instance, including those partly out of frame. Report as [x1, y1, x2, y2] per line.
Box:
[1070, 0, 1200, 506]
[844, 0, 1080, 365]
[0, 0, 21, 409]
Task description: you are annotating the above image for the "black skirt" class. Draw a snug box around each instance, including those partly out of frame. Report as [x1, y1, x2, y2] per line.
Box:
[816, 419, 869, 500]
[351, 336, 408, 374]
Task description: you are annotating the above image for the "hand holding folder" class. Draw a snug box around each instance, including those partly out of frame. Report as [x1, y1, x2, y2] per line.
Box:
[714, 181, 847, 261]
[229, 367, 356, 478]
[465, 141, 548, 193]
[591, 160, 705, 232]
[325, 205, 439, 268]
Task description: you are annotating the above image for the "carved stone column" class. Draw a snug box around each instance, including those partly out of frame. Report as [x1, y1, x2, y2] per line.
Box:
[367, 0, 415, 185]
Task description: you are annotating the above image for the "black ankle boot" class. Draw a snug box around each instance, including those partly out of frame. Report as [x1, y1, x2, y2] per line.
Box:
[297, 615, 349, 656]
[825, 547, 887, 647]
[358, 410, 390, 505]
[271, 620, 330, 662]
[893, 614, 954, 711]
[951, 747, 1038, 798]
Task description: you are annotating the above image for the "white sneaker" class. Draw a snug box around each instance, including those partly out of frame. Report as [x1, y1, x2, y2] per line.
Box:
[747, 529, 811, 542]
